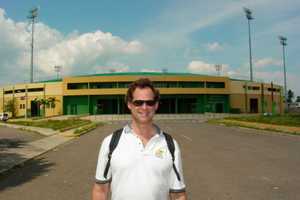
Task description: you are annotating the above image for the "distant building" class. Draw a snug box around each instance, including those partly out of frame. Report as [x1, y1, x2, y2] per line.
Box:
[289, 102, 300, 108]
[0, 72, 284, 117]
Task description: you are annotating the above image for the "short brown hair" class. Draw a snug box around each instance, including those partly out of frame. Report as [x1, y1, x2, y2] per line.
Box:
[126, 78, 160, 103]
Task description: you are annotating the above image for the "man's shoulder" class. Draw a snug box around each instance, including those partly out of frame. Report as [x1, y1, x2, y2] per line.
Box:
[102, 126, 125, 144]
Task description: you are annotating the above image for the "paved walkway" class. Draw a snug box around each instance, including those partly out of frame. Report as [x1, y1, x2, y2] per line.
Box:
[0, 123, 75, 175]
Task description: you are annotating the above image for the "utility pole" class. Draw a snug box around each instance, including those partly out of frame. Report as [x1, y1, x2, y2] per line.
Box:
[279, 36, 288, 111]
[28, 7, 38, 83]
[244, 8, 254, 82]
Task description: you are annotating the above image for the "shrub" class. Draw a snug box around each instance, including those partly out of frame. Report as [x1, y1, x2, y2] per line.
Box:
[230, 108, 241, 114]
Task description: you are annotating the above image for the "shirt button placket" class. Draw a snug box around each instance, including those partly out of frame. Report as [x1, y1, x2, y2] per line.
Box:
[135, 135, 143, 152]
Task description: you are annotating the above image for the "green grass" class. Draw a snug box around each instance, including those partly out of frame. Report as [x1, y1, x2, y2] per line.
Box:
[225, 114, 300, 127]
[74, 122, 102, 136]
[7, 119, 91, 131]
[208, 119, 300, 136]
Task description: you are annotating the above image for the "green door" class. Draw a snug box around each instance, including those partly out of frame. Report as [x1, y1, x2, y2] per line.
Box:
[70, 104, 77, 115]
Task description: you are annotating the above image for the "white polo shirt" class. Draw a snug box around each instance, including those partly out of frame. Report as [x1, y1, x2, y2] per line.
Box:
[95, 124, 186, 200]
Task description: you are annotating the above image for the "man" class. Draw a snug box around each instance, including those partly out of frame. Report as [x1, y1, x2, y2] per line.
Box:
[92, 78, 187, 200]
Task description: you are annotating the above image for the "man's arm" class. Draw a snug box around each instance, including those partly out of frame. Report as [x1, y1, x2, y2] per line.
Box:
[92, 183, 110, 200]
[170, 192, 187, 200]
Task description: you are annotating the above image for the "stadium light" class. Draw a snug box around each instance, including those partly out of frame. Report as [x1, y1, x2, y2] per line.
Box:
[279, 36, 288, 111]
[243, 7, 254, 81]
[27, 7, 38, 83]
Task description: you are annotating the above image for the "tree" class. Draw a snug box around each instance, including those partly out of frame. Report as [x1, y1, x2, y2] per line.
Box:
[4, 98, 17, 118]
[32, 97, 58, 117]
[296, 96, 300, 103]
[287, 89, 294, 103]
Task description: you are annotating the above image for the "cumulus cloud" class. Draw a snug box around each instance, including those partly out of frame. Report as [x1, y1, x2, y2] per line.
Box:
[254, 57, 282, 68]
[0, 8, 144, 84]
[140, 68, 162, 73]
[102, 62, 130, 73]
[187, 61, 216, 74]
[187, 60, 244, 78]
[206, 42, 223, 52]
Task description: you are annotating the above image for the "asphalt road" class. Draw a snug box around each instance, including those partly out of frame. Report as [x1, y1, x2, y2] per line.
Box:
[0, 120, 300, 200]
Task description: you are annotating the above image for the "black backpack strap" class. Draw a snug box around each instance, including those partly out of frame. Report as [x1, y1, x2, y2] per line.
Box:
[163, 132, 181, 181]
[103, 128, 123, 179]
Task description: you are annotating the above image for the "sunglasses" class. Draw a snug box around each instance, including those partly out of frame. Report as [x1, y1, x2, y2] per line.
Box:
[132, 100, 157, 107]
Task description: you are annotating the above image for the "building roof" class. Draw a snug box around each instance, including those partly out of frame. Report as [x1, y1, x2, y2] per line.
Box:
[71, 71, 213, 78]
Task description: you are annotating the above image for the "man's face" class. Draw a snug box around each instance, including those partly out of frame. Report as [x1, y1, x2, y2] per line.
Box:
[127, 87, 159, 124]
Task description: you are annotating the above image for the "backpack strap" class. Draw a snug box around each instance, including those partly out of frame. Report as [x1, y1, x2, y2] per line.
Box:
[163, 132, 181, 181]
[103, 128, 123, 179]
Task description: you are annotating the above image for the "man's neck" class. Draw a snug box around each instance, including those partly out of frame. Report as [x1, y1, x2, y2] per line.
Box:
[131, 121, 156, 139]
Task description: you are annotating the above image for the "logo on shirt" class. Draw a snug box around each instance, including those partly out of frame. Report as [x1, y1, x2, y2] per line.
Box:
[154, 147, 166, 159]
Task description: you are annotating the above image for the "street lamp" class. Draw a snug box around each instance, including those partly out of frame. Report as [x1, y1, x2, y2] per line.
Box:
[244, 7, 254, 82]
[279, 36, 287, 110]
[215, 64, 222, 76]
[54, 65, 62, 79]
[27, 7, 38, 83]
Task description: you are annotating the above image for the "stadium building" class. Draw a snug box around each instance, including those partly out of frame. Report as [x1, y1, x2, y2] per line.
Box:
[0, 72, 283, 117]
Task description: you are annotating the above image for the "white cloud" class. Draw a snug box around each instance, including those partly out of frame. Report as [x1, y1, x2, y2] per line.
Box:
[187, 60, 233, 76]
[254, 58, 281, 68]
[140, 69, 162, 73]
[187, 61, 216, 74]
[0, 8, 144, 84]
[102, 62, 130, 73]
[123, 41, 144, 54]
[207, 42, 223, 52]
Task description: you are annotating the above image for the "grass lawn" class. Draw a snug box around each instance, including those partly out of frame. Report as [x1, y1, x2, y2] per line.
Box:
[7, 119, 91, 131]
[225, 114, 300, 127]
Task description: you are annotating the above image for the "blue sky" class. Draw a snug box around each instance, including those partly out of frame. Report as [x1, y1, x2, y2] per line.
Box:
[0, 0, 299, 96]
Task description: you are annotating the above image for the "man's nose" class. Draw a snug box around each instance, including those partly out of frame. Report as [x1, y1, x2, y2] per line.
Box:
[141, 102, 148, 109]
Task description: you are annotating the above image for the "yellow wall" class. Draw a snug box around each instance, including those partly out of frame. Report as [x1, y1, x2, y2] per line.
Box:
[0, 82, 63, 117]
[229, 80, 283, 113]
[63, 75, 230, 96]
[0, 74, 284, 117]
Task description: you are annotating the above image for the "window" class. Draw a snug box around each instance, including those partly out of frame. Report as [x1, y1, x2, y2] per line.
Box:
[153, 82, 170, 88]
[15, 89, 25, 93]
[90, 82, 118, 89]
[268, 88, 278, 92]
[178, 81, 205, 88]
[67, 83, 88, 89]
[251, 86, 260, 90]
[4, 90, 13, 94]
[244, 86, 260, 90]
[28, 88, 44, 92]
[118, 82, 131, 88]
[206, 82, 225, 88]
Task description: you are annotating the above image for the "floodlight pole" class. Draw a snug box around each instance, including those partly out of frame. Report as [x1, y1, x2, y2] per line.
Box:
[215, 64, 222, 76]
[28, 8, 38, 83]
[244, 8, 254, 82]
[54, 65, 62, 79]
[279, 36, 288, 111]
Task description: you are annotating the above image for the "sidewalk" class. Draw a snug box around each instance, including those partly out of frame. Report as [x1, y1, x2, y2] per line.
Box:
[0, 123, 76, 176]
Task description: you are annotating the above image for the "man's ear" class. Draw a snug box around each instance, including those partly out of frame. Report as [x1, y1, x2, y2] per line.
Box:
[154, 101, 159, 111]
[127, 102, 133, 111]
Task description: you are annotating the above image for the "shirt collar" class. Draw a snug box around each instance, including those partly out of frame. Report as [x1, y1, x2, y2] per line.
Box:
[124, 123, 162, 135]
